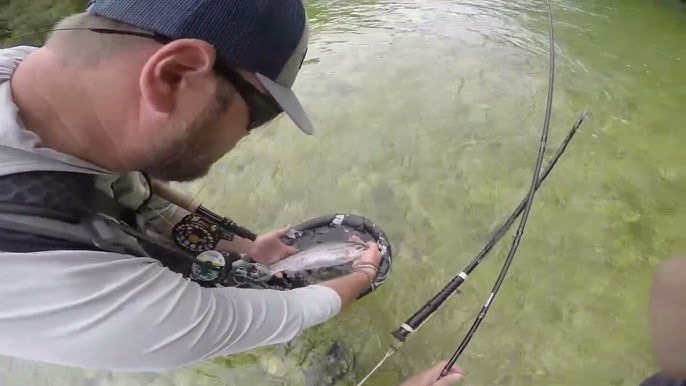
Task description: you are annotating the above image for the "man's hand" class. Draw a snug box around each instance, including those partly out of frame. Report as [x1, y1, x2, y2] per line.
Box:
[350, 234, 382, 268]
[399, 361, 464, 386]
[248, 225, 298, 265]
[316, 237, 382, 310]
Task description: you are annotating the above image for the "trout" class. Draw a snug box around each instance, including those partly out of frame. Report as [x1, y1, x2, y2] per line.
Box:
[268, 241, 368, 276]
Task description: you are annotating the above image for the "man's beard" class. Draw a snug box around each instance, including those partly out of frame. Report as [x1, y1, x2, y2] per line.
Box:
[143, 82, 235, 183]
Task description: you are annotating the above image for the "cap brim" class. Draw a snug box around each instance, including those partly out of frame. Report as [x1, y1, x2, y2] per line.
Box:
[256, 73, 314, 135]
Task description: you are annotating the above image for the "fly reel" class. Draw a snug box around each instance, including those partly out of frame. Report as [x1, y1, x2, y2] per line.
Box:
[171, 214, 224, 253]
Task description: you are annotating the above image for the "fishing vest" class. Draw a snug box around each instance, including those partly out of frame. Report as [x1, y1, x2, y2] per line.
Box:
[0, 169, 198, 276]
[0, 168, 309, 291]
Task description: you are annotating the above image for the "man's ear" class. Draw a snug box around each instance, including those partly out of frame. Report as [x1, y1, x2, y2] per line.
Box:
[139, 39, 217, 114]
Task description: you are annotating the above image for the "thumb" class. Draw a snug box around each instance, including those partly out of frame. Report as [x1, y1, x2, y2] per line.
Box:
[272, 224, 292, 237]
[432, 372, 463, 386]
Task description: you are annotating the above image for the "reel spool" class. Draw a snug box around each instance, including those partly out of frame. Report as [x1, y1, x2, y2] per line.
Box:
[171, 214, 221, 253]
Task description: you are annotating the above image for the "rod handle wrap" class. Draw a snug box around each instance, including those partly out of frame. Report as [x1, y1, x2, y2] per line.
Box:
[391, 275, 465, 342]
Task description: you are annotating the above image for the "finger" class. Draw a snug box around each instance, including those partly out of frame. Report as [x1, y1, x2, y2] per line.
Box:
[350, 234, 364, 244]
[404, 361, 447, 385]
[275, 272, 284, 279]
[434, 362, 463, 377]
[266, 225, 291, 239]
[445, 364, 464, 375]
[284, 245, 298, 256]
[278, 224, 292, 235]
[432, 372, 463, 386]
[424, 361, 450, 379]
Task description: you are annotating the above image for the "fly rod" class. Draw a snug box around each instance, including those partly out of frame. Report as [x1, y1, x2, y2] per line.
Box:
[391, 116, 585, 344]
[392, 118, 587, 342]
[356, 111, 587, 386]
[150, 179, 258, 241]
[437, 0, 556, 378]
[357, 1, 584, 383]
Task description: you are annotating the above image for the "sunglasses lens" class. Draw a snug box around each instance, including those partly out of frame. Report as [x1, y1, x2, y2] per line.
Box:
[248, 97, 283, 129]
[212, 65, 284, 130]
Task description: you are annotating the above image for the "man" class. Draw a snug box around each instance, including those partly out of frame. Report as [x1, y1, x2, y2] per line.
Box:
[0, 0, 383, 373]
[641, 256, 686, 386]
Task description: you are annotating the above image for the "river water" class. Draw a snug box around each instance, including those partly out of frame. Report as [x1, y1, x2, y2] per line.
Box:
[2, 1, 685, 385]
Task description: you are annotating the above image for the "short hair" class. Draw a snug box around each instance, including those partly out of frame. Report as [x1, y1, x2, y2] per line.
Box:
[45, 11, 237, 103]
[46, 12, 156, 65]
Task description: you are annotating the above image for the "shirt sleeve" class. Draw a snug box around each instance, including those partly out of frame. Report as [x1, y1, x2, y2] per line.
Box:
[0, 250, 341, 372]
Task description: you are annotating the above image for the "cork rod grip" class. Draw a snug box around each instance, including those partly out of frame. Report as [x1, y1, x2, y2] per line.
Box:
[149, 178, 202, 213]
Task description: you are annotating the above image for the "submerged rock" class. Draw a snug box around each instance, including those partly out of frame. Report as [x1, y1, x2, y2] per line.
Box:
[250, 337, 357, 386]
[257, 350, 306, 384]
[303, 341, 355, 386]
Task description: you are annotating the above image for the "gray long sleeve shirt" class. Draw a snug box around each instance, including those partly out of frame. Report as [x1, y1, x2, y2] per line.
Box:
[0, 46, 341, 372]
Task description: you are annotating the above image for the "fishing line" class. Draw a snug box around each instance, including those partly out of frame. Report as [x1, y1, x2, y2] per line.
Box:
[355, 345, 399, 386]
[437, 0, 556, 378]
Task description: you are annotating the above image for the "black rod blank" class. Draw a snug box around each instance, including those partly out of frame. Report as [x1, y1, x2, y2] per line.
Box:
[438, 0, 558, 377]
[390, 111, 586, 344]
[196, 206, 258, 241]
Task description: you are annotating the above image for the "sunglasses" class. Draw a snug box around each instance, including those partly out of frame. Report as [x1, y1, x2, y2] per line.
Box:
[88, 27, 284, 130]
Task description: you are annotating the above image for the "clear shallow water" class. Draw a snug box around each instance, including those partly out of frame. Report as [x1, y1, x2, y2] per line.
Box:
[2, 1, 686, 385]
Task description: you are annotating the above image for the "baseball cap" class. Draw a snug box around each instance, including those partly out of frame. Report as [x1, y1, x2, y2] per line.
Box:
[86, 0, 314, 135]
